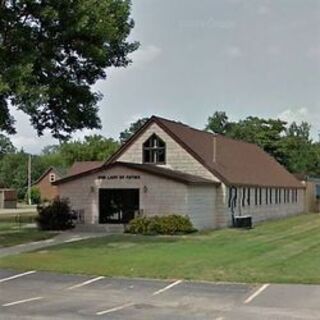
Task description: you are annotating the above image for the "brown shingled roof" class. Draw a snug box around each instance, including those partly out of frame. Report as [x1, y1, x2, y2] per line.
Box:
[107, 116, 303, 188]
[67, 161, 104, 176]
[154, 116, 303, 188]
[54, 161, 219, 186]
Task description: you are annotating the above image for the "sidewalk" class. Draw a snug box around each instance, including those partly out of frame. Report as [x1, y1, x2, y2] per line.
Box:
[0, 232, 108, 258]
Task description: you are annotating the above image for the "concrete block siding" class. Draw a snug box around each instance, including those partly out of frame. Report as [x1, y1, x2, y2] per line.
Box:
[217, 185, 305, 228]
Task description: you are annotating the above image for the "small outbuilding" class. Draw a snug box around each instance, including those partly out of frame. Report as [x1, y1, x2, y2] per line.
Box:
[53, 116, 305, 231]
[0, 189, 17, 209]
[296, 175, 320, 213]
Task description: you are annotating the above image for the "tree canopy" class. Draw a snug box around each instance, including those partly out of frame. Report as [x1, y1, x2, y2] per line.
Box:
[119, 117, 149, 144]
[0, 0, 139, 139]
[206, 111, 320, 175]
[0, 133, 16, 156]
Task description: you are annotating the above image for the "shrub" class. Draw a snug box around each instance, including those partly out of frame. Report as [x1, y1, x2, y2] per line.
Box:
[36, 198, 75, 231]
[127, 214, 195, 235]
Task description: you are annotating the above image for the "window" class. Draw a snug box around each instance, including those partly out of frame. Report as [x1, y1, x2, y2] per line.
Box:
[316, 185, 320, 200]
[242, 187, 246, 207]
[266, 188, 269, 205]
[275, 188, 279, 204]
[228, 187, 237, 208]
[49, 173, 56, 183]
[143, 134, 166, 164]
[279, 188, 282, 204]
[270, 188, 273, 204]
[255, 188, 258, 206]
[247, 188, 251, 206]
[259, 188, 262, 205]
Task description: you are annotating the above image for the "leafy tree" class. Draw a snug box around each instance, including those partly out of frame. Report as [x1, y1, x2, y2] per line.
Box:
[279, 122, 320, 174]
[0, 0, 139, 139]
[25, 186, 41, 205]
[0, 150, 29, 198]
[58, 134, 119, 166]
[205, 111, 320, 175]
[0, 133, 16, 156]
[119, 117, 149, 144]
[205, 111, 232, 134]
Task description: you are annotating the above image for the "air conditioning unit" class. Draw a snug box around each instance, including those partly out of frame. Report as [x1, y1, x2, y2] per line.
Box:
[234, 215, 252, 229]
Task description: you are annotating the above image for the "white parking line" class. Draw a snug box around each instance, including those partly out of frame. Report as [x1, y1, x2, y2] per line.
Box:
[96, 302, 134, 316]
[152, 280, 183, 296]
[244, 284, 270, 304]
[2, 296, 44, 307]
[67, 276, 105, 290]
[0, 271, 36, 284]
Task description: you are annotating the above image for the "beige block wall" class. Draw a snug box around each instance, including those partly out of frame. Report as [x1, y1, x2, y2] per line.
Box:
[118, 123, 219, 181]
[58, 165, 192, 224]
[187, 186, 216, 230]
[217, 185, 305, 227]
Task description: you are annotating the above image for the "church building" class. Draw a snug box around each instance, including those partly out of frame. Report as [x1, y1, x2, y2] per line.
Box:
[53, 116, 304, 230]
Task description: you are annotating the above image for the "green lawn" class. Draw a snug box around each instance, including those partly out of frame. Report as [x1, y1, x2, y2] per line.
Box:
[1, 213, 320, 284]
[0, 223, 56, 248]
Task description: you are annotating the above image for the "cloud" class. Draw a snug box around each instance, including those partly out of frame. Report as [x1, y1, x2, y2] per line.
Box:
[225, 46, 243, 58]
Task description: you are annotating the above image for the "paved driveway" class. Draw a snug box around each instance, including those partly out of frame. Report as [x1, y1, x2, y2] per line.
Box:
[0, 269, 319, 319]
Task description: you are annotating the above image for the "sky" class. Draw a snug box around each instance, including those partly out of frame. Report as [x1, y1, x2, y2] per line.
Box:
[9, 0, 320, 153]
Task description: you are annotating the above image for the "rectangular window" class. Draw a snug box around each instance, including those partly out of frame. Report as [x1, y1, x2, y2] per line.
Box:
[242, 187, 246, 207]
[259, 188, 262, 205]
[316, 185, 320, 200]
[255, 188, 258, 206]
[270, 188, 273, 204]
[266, 188, 269, 205]
[247, 188, 251, 206]
[279, 189, 282, 204]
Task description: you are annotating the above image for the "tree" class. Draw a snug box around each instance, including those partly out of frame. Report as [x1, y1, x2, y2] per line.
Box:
[0, 0, 139, 139]
[279, 122, 319, 174]
[0, 150, 29, 198]
[58, 134, 119, 166]
[0, 133, 16, 156]
[205, 111, 231, 134]
[204, 111, 320, 175]
[206, 112, 287, 163]
[119, 117, 149, 144]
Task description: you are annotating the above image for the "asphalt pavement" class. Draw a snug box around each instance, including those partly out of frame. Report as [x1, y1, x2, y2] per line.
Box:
[0, 269, 320, 319]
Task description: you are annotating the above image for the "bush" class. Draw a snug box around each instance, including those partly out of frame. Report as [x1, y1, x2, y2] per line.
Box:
[36, 198, 75, 231]
[127, 214, 196, 235]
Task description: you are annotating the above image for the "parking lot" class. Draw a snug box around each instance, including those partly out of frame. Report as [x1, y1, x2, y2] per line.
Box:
[0, 269, 320, 319]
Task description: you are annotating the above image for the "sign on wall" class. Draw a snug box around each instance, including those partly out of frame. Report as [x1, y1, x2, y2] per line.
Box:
[98, 175, 141, 181]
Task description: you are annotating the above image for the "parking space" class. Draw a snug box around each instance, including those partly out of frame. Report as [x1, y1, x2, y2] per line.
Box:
[0, 269, 320, 319]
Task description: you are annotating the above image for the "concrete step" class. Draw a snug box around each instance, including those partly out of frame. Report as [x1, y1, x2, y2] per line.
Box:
[74, 224, 125, 233]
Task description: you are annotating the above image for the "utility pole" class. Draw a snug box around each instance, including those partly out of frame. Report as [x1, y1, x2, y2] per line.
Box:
[28, 154, 32, 205]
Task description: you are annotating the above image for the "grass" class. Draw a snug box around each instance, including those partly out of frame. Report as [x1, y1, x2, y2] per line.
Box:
[0, 214, 55, 248]
[0, 213, 320, 284]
